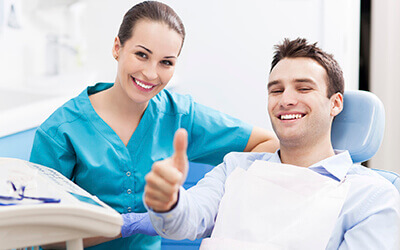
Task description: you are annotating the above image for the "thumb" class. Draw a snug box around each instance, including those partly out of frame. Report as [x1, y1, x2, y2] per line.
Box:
[172, 128, 188, 175]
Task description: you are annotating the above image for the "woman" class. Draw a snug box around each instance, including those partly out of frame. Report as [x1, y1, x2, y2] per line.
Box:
[30, 1, 278, 249]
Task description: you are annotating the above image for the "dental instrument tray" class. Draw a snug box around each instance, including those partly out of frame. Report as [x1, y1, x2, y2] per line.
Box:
[0, 157, 122, 250]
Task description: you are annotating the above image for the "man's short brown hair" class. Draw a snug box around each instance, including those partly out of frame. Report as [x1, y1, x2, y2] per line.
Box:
[270, 38, 344, 97]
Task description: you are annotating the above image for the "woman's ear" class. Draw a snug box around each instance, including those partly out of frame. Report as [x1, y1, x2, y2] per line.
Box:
[112, 36, 121, 60]
[330, 92, 344, 117]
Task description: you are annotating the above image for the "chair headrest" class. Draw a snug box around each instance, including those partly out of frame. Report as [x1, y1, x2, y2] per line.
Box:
[331, 90, 385, 163]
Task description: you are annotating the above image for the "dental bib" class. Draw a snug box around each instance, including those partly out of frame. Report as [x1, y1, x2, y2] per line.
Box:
[200, 160, 350, 250]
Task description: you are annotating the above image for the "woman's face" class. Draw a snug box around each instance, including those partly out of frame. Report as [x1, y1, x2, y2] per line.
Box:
[113, 19, 182, 105]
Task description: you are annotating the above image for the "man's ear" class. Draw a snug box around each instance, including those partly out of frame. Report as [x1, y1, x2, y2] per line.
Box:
[112, 36, 121, 60]
[330, 92, 343, 117]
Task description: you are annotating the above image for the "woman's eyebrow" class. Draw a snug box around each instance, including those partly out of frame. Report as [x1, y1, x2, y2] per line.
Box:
[137, 45, 152, 54]
[136, 45, 177, 59]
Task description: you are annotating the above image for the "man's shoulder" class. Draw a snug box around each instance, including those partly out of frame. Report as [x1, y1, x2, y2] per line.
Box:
[347, 164, 399, 201]
[222, 152, 275, 171]
[348, 164, 395, 185]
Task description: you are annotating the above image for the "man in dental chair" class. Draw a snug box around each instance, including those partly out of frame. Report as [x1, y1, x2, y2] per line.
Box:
[144, 38, 400, 249]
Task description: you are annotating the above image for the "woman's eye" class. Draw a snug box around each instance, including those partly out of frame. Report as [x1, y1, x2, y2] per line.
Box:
[161, 60, 173, 66]
[135, 52, 147, 59]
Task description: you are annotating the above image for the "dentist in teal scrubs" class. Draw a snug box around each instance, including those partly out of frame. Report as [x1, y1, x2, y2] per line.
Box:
[30, 1, 278, 249]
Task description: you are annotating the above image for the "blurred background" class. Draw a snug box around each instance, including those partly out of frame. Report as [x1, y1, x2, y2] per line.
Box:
[0, 0, 398, 172]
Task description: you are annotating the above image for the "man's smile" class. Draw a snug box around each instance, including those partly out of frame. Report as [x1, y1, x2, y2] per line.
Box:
[278, 113, 305, 120]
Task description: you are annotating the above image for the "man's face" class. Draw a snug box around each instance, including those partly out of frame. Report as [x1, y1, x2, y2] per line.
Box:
[267, 57, 343, 148]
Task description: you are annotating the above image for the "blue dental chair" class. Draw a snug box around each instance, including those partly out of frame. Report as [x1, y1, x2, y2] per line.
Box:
[331, 90, 400, 191]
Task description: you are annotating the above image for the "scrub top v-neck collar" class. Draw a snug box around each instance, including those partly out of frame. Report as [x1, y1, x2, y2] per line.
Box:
[78, 83, 154, 155]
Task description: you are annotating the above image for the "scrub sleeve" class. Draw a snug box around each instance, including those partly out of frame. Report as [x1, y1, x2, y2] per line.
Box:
[30, 82, 252, 250]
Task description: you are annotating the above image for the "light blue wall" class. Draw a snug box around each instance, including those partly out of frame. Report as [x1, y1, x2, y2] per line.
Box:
[0, 127, 37, 160]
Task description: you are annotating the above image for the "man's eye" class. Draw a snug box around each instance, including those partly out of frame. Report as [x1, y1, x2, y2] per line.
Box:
[161, 60, 173, 66]
[299, 88, 312, 92]
[135, 52, 147, 59]
[270, 90, 283, 94]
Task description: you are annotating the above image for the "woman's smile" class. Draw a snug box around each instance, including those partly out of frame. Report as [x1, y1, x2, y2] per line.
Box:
[131, 76, 157, 92]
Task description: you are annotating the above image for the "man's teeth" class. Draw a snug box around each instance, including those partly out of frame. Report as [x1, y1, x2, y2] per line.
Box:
[134, 79, 153, 89]
[280, 114, 303, 120]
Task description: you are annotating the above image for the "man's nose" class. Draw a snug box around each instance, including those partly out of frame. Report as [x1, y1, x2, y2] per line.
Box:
[279, 90, 298, 107]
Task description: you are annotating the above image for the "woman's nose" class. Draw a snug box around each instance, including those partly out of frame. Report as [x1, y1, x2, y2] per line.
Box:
[142, 62, 158, 81]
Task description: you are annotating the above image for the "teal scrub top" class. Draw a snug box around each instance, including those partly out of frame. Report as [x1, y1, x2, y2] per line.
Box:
[30, 82, 252, 249]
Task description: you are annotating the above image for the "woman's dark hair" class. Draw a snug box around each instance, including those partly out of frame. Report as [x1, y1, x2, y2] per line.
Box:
[118, 1, 185, 50]
[271, 38, 344, 97]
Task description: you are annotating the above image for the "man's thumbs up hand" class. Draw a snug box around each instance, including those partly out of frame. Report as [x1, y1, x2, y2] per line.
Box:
[144, 129, 189, 212]
[171, 128, 189, 183]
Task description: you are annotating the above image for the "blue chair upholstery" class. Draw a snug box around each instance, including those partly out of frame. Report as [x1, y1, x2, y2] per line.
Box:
[331, 90, 385, 163]
[331, 90, 399, 192]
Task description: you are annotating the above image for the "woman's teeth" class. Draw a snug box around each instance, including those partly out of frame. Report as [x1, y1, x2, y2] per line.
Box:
[134, 78, 154, 89]
[280, 114, 303, 120]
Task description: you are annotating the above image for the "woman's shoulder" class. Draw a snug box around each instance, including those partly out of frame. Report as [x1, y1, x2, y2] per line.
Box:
[39, 89, 89, 134]
[152, 89, 194, 115]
